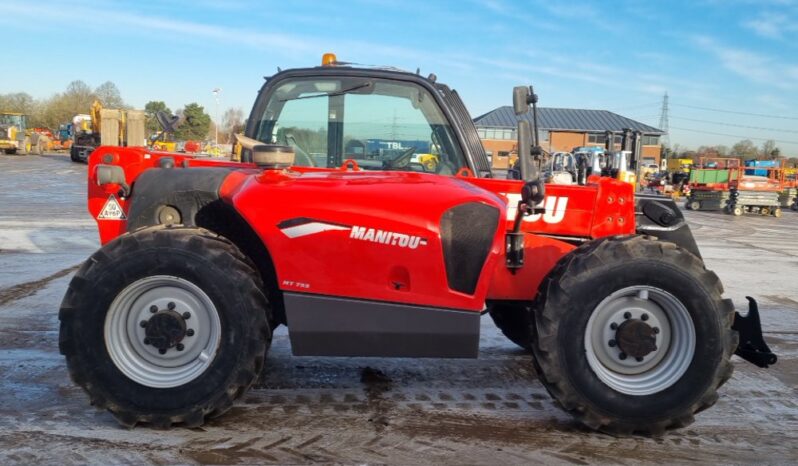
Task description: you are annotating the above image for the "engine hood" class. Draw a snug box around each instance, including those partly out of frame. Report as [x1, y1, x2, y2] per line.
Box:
[224, 168, 508, 310]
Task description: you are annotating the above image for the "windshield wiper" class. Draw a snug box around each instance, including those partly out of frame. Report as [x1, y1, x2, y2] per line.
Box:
[280, 83, 372, 102]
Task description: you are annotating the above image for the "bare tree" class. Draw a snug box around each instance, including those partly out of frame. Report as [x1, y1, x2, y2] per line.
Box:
[221, 107, 245, 143]
[730, 139, 758, 159]
[761, 140, 778, 159]
[94, 81, 126, 109]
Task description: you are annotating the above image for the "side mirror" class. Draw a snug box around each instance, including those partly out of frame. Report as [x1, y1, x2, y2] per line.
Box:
[513, 86, 530, 115]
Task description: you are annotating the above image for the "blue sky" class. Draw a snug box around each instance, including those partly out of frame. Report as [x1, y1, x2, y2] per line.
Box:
[2, 0, 797, 154]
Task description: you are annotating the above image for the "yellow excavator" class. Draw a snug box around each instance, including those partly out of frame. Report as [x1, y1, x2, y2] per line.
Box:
[0, 112, 30, 155]
[70, 101, 144, 163]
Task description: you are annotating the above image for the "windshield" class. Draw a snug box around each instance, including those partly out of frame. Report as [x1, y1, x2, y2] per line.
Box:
[0, 114, 25, 127]
[253, 77, 467, 174]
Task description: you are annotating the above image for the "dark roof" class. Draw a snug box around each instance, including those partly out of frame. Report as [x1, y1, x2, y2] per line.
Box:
[473, 106, 664, 134]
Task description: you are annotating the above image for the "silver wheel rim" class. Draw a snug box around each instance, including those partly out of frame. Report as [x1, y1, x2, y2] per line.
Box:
[104, 275, 221, 388]
[584, 286, 696, 396]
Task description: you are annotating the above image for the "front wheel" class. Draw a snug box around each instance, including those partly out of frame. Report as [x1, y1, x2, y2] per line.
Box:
[59, 225, 271, 427]
[531, 236, 736, 434]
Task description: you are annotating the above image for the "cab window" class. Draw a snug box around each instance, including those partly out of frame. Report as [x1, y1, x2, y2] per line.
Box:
[254, 77, 466, 174]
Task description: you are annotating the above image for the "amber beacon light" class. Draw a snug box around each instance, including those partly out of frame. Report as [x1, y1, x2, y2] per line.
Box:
[321, 53, 337, 66]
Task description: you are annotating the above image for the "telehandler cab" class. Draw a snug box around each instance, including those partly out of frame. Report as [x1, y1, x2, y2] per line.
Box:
[60, 54, 775, 434]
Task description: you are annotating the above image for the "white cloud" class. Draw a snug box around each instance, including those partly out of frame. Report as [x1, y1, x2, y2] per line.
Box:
[742, 12, 798, 39]
[693, 35, 798, 89]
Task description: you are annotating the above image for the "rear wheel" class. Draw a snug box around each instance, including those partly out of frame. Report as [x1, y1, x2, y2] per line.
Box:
[732, 205, 743, 216]
[773, 208, 782, 218]
[689, 200, 701, 211]
[59, 225, 271, 427]
[488, 302, 532, 351]
[531, 236, 736, 434]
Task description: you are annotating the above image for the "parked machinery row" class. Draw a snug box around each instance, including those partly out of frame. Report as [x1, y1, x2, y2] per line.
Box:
[684, 158, 795, 218]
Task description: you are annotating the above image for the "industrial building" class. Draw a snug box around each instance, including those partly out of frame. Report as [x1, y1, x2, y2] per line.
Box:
[473, 106, 664, 169]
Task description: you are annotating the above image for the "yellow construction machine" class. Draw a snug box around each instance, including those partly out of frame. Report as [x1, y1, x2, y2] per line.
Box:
[0, 112, 30, 154]
[70, 100, 145, 163]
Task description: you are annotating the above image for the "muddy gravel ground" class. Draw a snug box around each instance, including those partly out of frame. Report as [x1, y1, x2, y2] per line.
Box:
[1, 154, 796, 465]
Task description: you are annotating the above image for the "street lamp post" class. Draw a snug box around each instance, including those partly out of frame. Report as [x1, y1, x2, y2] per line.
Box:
[212, 88, 222, 147]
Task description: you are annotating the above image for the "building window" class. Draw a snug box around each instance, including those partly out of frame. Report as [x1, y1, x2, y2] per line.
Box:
[498, 151, 509, 157]
[587, 133, 606, 144]
[642, 135, 660, 145]
[476, 126, 517, 140]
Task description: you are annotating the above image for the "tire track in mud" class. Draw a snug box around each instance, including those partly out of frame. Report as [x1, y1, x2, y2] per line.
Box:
[0, 265, 79, 307]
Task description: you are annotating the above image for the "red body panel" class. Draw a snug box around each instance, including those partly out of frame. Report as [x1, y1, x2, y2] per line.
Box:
[87, 147, 256, 244]
[470, 176, 635, 299]
[87, 146, 637, 309]
[225, 170, 505, 311]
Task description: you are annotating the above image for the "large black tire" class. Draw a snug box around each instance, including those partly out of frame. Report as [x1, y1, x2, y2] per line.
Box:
[59, 225, 271, 428]
[488, 302, 533, 351]
[531, 235, 736, 434]
[70, 146, 79, 162]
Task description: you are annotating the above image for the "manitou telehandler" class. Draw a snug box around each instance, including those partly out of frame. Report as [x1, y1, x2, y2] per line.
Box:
[60, 54, 775, 434]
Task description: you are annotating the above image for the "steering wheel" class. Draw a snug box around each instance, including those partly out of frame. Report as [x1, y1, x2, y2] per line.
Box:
[383, 146, 416, 170]
[285, 134, 316, 167]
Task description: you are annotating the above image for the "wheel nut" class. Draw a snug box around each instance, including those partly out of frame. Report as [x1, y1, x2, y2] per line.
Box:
[150, 305, 158, 313]
[619, 352, 628, 360]
[158, 348, 167, 355]
[140, 320, 148, 328]
[186, 329, 195, 337]
[608, 339, 617, 347]
[641, 313, 649, 321]
[176, 343, 185, 351]
[610, 322, 618, 330]
[167, 302, 176, 310]
[182, 312, 191, 320]
[653, 327, 660, 334]
[635, 356, 644, 362]
[623, 312, 632, 319]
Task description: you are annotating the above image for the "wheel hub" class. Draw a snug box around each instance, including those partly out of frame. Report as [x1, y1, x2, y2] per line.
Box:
[105, 276, 220, 388]
[143, 309, 187, 351]
[615, 319, 657, 359]
[584, 285, 697, 396]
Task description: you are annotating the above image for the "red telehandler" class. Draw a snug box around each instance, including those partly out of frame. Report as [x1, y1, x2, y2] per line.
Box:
[59, 54, 775, 434]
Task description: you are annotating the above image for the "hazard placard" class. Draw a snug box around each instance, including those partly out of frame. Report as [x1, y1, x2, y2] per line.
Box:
[98, 195, 127, 220]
